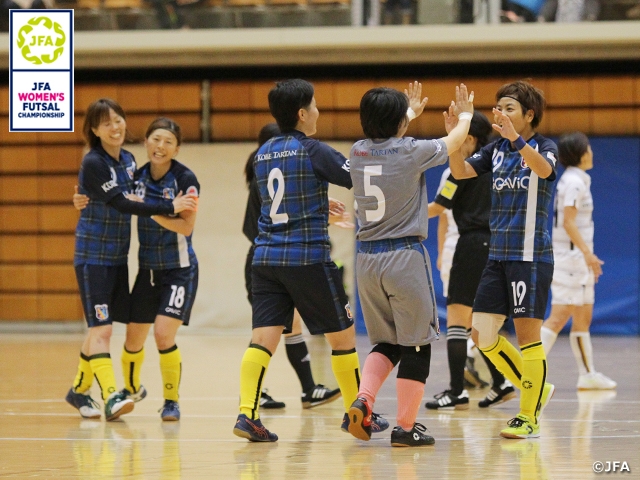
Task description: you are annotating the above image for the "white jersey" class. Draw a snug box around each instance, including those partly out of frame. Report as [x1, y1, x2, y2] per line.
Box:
[552, 166, 594, 254]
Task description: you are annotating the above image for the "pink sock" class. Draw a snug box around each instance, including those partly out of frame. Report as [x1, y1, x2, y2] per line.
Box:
[358, 352, 394, 405]
[396, 378, 425, 430]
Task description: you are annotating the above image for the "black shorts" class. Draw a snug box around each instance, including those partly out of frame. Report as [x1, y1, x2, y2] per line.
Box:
[251, 262, 353, 335]
[130, 265, 198, 326]
[75, 264, 130, 327]
[473, 260, 553, 320]
[447, 230, 490, 307]
[245, 245, 256, 304]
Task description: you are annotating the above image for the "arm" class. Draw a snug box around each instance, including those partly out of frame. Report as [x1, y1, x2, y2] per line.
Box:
[428, 201, 446, 219]
[449, 149, 478, 180]
[152, 210, 197, 237]
[108, 191, 197, 217]
[492, 108, 553, 179]
[436, 213, 448, 271]
[562, 206, 604, 281]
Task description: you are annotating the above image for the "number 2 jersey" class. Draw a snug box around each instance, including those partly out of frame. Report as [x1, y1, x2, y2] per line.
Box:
[74, 145, 136, 267]
[134, 160, 200, 270]
[253, 130, 352, 267]
[467, 133, 558, 264]
[350, 137, 449, 241]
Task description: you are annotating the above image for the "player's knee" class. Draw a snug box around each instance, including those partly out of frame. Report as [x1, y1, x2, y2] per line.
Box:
[371, 343, 401, 366]
[89, 324, 112, 343]
[472, 312, 505, 349]
[397, 344, 431, 383]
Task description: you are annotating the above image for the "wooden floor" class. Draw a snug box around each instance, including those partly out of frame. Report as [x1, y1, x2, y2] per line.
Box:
[0, 329, 638, 479]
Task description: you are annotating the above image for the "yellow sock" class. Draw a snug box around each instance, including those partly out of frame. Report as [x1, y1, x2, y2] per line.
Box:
[331, 349, 361, 412]
[72, 353, 93, 394]
[239, 344, 272, 420]
[480, 335, 524, 389]
[520, 341, 547, 422]
[121, 347, 145, 394]
[89, 354, 117, 401]
[159, 345, 182, 402]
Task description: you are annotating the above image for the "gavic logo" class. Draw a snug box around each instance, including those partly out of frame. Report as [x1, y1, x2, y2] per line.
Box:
[493, 176, 530, 191]
[17, 17, 66, 65]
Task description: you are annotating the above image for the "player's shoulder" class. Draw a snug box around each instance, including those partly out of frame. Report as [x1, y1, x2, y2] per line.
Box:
[170, 159, 196, 178]
[134, 161, 151, 180]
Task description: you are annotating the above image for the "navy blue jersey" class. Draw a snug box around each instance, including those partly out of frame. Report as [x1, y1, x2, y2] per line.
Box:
[74, 146, 136, 266]
[134, 160, 199, 270]
[468, 134, 558, 264]
[253, 130, 352, 266]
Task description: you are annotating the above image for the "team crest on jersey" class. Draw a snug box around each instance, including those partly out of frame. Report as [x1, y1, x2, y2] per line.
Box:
[126, 166, 135, 180]
[94, 304, 109, 321]
[521, 157, 529, 169]
[344, 303, 353, 319]
[163, 188, 175, 200]
[186, 185, 199, 197]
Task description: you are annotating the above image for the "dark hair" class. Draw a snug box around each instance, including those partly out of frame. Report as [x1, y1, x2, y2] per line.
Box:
[558, 131, 590, 168]
[359, 88, 409, 139]
[469, 111, 493, 152]
[268, 79, 314, 131]
[495, 80, 546, 129]
[145, 117, 182, 145]
[83, 98, 127, 149]
[244, 123, 281, 185]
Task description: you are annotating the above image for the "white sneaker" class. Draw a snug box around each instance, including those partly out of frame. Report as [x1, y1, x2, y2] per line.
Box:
[577, 372, 617, 390]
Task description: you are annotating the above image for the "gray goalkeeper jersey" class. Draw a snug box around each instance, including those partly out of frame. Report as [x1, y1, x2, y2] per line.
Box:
[350, 137, 448, 241]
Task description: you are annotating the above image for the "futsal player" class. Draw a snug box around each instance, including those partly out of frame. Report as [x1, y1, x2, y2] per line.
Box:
[347, 82, 473, 447]
[448, 80, 557, 439]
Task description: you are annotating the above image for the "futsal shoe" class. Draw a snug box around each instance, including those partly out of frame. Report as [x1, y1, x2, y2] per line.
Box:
[301, 384, 342, 409]
[120, 385, 147, 403]
[260, 389, 286, 409]
[577, 372, 617, 390]
[535, 382, 555, 420]
[500, 414, 540, 439]
[341, 410, 389, 436]
[105, 391, 134, 421]
[425, 390, 470, 410]
[65, 388, 101, 419]
[347, 397, 373, 440]
[160, 400, 180, 421]
[478, 380, 517, 408]
[390, 423, 435, 447]
[233, 414, 278, 442]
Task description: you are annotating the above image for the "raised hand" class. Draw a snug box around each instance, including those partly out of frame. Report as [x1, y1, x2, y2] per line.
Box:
[443, 101, 458, 134]
[404, 81, 428, 118]
[453, 83, 474, 117]
[492, 108, 518, 141]
[172, 191, 198, 213]
[329, 197, 346, 216]
[73, 185, 89, 211]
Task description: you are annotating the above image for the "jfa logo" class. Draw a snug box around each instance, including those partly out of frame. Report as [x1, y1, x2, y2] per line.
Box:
[16, 16, 66, 65]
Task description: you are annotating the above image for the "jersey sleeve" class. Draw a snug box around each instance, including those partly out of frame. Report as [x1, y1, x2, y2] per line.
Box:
[80, 153, 125, 202]
[410, 138, 448, 172]
[562, 176, 585, 208]
[306, 139, 353, 188]
[467, 141, 495, 176]
[537, 137, 559, 181]
[434, 173, 461, 210]
[177, 170, 201, 198]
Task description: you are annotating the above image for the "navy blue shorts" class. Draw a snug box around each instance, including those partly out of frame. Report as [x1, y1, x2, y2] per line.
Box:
[75, 264, 130, 327]
[251, 262, 353, 335]
[130, 265, 198, 326]
[473, 260, 553, 320]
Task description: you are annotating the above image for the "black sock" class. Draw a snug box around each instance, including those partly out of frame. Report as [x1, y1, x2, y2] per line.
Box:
[447, 326, 468, 396]
[479, 349, 505, 388]
[285, 334, 316, 393]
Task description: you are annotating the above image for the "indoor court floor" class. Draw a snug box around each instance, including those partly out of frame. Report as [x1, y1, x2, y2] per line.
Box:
[0, 329, 638, 479]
